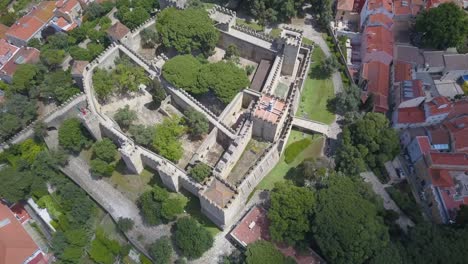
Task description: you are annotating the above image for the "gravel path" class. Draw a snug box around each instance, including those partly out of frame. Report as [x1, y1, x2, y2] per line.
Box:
[361, 171, 415, 232]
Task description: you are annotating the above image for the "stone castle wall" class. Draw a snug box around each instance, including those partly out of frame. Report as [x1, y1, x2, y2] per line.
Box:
[218, 91, 244, 129]
[218, 31, 276, 63]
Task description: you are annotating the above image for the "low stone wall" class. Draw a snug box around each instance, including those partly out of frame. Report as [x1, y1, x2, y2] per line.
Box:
[263, 55, 283, 94]
[218, 91, 244, 129]
[191, 127, 219, 165]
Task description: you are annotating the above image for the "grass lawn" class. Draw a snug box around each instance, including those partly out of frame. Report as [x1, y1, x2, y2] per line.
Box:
[270, 28, 283, 38]
[256, 130, 324, 190]
[302, 37, 314, 46]
[182, 189, 221, 236]
[236, 18, 264, 31]
[296, 46, 335, 125]
[105, 162, 156, 202]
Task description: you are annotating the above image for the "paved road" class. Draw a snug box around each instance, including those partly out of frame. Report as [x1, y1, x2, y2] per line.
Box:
[361, 171, 415, 232]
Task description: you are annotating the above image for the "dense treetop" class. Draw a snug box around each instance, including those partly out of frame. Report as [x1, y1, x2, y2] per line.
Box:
[174, 217, 214, 259]
[245, 240, 295, 264]
[162, 55, 204, 93]
[156, 8, 219, 55]
[415, 3, 468, 50]
[268, 182, 315, 245]
[313, 176, 389, 264]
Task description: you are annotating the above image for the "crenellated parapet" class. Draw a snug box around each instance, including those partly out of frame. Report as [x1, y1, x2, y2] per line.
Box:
[231, 24, 274, 43]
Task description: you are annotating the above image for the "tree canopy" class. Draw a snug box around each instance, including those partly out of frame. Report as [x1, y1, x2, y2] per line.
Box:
[268, 182, 315, 245]
[58, 118, 90, 153]
[246, 0, 305, 25]
[336, 113, 400, 174]
[197, 61, 249, 104]
[139, 186, 188, 225]
[156, 8, 219, 55]
[327, 84, 361, 115]
[190, 162, 212, 183]
[174, 217, 213, 259]
[184, 109, 209, 137]
[149, 236, 173, 264]
[162, 55, 205, 94]
[152, 117, 186, 162]
[114, 105, 137, 129]
[92, 138, 117, 163]
[414, 3, 468, 50]
[313, 176, 389, 264]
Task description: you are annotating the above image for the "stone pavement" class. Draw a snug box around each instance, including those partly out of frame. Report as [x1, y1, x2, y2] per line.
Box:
[361, 171, 415, 232]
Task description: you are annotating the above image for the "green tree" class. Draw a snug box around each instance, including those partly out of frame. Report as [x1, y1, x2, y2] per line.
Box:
[318, 56, 339, 78]
[27, 38, 42, 49]
[0, 167, 34, 202]
[34, 121, 48, 140]
[114, 105, 137, 129]
[118, 6, 150, 29]
[313, 176, 389, 264]
[140, 28, 160, 48]
[117, 217, 135, 232]
[162, 55, 205, 94]
[197, 61, 250, 104]
[268, 182, 315, 245]
[414, 3, 468, 49]
[190, 162, 212, 182]
[113, 57, 150, 93]
[129, 125, 155, 147]
[150, 78, 167, 107]
[90, 159, 115, 177]
[153, 117, 186, 162]
[40, 70, 80, 103]
[184, 109, 209, 137]
[175, 217, 213, 259]
[224, 44, 240, 62]
[327, 84, 361, 115]
[0, 94, 37, 141]
[93, 138, 117, 163]
[310, 0, 333, 28]
[245, 240, 292, 264]
[156, 8, 219, 55]
[149, 236, 173, 264]
[138, 186, 187, 224]
[11, 64, 42, 94]
[58, 118, 90, 153]
[93, 68, 114, 99]
[40, 49, 66, 69]
[456, 205, 468, 227]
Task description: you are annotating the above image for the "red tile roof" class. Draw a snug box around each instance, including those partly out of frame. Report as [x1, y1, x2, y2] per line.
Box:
[54, 17, 78, 31]
[0, 203, 40, 264]
[29, 1, 56, 23]
[0, 24, 9, 39]
[394, 0, 412, 15]
[0, 39, 19, 68]
[368, 13, 394, 29]
[6, 16, 44, 42]
[57, 0, 81, 13]
[367, 0, 393, 12]
[426, 96, 452, 116]
[254, 95, 286, 124]
[431, 169, 454, 187]
[397, 106, 426, 123]
[429, 152, 468, 168]
[337, 0, 354, 11]
[417, 136, 432, 154]
[428, 125, 450, 145]
[363, 26, 394, 59]
[0, 47, 40, 77]
[444, 115, 468, 153]
[107, 22, 130, 41]
[230, 206, 270, 246]
[203, 179, 234, 208]
[394, 61, 412, 82]
[9, 203, 31, 224]
[362, 61, 390, 112]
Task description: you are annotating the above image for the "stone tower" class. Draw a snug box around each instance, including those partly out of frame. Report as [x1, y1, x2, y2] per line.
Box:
[79, 108, 102, 140]
[119, 141, 144, 174]
[280, 27, 303, 76]
[252, 94, 288, 142]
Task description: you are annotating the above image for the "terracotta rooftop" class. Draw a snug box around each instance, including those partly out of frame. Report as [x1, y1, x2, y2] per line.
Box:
[203, 179, 234, 208]
[426, 96, 452, 116]
[29, 1, 56, 23]
[394, 61, 412, 82]
[431, 169, 455, 187]
[0, 47, 40, 77]
[428, 152, 468, 168]
[230, 206, 270, 247]
[0, 203, 40, 264]
[428, 125, 450, 145]
[362, 61, 390, 111]
[6, 15, 44, 42]
[57, 0, 81, 13]
[444, 115, 468, 153]
[417, 136, 432, 154]
[337, 0, 354, 11]
[367, 0, 393, 12]
[397, 106, 425, 123]
[107, 22, 130, 41]
[363, 26, 393, 59]
[254, 94, 286, 124]
[368, 13, 394, 29]
[0, 39, 19, 66]
[71, 60, 88, 75]
[0, 24, 9, 39]
[53, 17, 78, 31]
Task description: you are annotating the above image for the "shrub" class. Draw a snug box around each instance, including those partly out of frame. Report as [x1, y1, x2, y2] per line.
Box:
[190, 162, 211, 182]
[174, 217, 213, 259]
[117, 217, 134, 232]
[284, 139, 312, 164]
[149, 236, 173, 264]
[58, 118, 90, 153]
